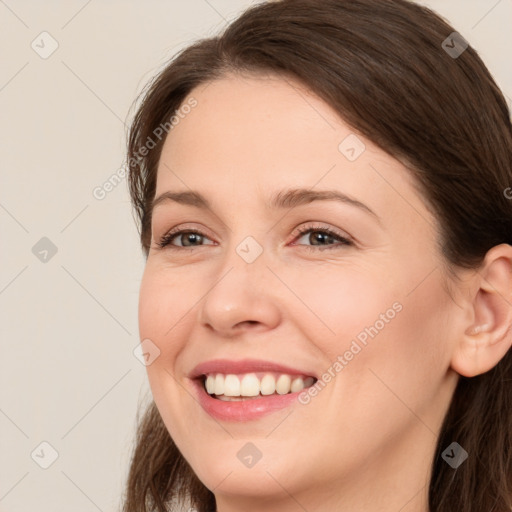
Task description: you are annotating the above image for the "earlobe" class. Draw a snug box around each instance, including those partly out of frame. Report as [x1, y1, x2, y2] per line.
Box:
[450, 244, 512, 378]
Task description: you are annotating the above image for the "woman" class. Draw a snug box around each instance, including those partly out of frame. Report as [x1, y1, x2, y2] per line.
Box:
[122, 0, 512, 510]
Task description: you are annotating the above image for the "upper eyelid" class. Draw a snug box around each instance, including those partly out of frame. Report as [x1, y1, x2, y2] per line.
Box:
[157, 223, 353, 248]
[160, 223, 346, 239]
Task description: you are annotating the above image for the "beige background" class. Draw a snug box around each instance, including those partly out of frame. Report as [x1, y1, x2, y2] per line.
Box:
[0, 1, 510, 510]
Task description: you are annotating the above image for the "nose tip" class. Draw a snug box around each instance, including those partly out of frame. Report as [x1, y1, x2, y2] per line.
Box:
[198, 258, 282, 337]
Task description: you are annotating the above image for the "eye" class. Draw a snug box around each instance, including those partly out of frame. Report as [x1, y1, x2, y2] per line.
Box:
[154, 223, 353, 251]
[156, 228, 215, 250]
[291, 224, 353, 251]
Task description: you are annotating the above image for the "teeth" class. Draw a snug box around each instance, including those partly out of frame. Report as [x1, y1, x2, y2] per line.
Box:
[260, 374, 276, 395]
[203, 372, 316, 398]
[223, 374, 240, 397]
[205, 375, 215, 394]
[276, 374, 291, 395]
[291, 376, 306, 392]
[214, 374, 224, 395]
[240, 374, 260, 396]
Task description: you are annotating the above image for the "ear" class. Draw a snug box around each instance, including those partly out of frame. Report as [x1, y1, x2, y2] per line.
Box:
[450, 243, 512, 378]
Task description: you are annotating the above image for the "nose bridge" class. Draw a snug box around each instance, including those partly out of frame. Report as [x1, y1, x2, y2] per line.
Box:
[198, 230, 281, 335]
[218, 207, 272, 277]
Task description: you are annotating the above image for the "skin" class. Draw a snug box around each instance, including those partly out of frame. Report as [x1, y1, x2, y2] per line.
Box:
[138, 73, 512, 512]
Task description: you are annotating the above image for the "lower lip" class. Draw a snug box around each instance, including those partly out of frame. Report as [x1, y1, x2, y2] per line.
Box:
[191, 378, 305, 422]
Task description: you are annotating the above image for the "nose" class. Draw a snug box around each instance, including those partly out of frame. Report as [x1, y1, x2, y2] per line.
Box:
[198, 250, 282, 338]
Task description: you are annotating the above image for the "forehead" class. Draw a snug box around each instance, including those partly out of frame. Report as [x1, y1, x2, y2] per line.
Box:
[154, 74, 432, 232]
[160, 73, 349, 171]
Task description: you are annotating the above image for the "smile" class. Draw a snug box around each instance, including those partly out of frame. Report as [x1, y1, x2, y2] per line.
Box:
[188, 358, 318, 421]
[203, 372, 316, 400]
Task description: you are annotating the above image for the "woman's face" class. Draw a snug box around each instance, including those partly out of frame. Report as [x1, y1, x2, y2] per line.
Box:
[138, 74, 462, 509]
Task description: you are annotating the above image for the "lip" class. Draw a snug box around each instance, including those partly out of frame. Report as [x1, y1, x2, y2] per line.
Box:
[188, 358, 318, 380]
[190, 377, 312, 422]
[188, 358, 317, 422]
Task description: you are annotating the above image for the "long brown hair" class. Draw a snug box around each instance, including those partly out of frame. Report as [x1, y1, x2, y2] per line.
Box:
[122, 0, 512, 510]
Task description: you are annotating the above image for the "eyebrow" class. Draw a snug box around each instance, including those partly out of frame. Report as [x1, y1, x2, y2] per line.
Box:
[151, 188, 380, 222]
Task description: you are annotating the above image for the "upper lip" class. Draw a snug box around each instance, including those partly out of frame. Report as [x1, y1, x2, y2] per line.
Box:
[189, 358, 318, 379]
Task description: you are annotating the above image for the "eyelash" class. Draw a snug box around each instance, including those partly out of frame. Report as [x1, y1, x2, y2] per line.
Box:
[155, 224, 353, 252]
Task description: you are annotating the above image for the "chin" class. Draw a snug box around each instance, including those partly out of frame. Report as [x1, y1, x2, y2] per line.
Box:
[182, 437, 301, 497]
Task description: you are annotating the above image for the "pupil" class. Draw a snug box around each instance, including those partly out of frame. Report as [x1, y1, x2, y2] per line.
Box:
[312, 232, 329, 245]
[184, 233, 201, 246]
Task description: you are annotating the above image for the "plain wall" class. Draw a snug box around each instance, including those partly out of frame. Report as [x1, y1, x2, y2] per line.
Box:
[0, 1, 510, 510]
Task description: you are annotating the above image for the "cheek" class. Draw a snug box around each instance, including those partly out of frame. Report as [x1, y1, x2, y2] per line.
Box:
[138, 269, 168, 339]
[329, 271, 454, 423]
[293, 261, 453, 414]
[137, 265, 191, 379]
[297, 271, 454, 474]
[283, 262, 400, 356]
[137, 266, 197, 439]
[138, 262, 193, 339]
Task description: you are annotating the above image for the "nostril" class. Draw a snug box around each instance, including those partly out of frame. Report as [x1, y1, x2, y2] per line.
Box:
[238, 321, 258, 327]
